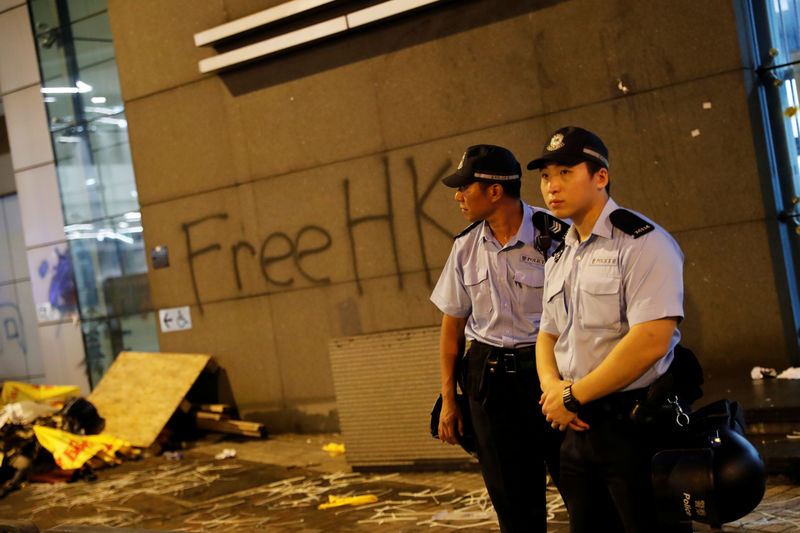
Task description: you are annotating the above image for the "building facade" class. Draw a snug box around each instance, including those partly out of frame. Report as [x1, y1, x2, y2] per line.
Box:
[2, 0, 799, 432]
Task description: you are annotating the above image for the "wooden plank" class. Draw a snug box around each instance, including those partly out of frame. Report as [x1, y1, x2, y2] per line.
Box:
[88, 352, 213, 447]
[195, 417, 264, 436]
[198, 404, 234, 414]
[178, 399, 193, 414]
[224, 420, 262, 431]
[196, 411, 229, 421]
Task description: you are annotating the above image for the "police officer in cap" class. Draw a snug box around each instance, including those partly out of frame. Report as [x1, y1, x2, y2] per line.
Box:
[532, 126, 687, 532]
[431, 144, 566, 533]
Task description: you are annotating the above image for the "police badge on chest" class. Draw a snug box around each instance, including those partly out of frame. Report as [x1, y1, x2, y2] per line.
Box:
[521, 255, 545, 266]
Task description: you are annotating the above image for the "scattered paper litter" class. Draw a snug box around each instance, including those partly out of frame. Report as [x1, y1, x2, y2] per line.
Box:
[215, 448, 237, 460]
[433, 510, 495, 521]
[322, 442, 345, 456]
[691, 129, 701, 137]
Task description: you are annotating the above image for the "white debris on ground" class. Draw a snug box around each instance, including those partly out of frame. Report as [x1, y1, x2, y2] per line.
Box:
[751, 366, 800, 380]
[777, 367, 800, 379]
[751, 366, 778, 379]
[0, 401, 57, 427]
[214, 448, 237, 460]
[16, 459, 530, 531]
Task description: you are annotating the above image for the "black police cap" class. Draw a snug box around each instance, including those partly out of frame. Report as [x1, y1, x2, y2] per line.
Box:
[527, 126, 609, 170]
[442, 144, 522, 188]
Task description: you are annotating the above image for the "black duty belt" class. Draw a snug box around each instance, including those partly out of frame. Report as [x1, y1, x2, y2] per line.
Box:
[579, 387, 648, 422]
[471, 341, 537, 374]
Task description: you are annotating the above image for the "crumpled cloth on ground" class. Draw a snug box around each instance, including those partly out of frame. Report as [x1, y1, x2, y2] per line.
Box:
[777, 367, 800, 379]
[0, 401, 57, 428]
[750, 366, 800, 380]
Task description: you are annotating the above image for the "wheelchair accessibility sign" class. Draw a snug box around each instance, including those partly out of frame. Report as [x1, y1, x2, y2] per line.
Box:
[159, 306, 193, 332]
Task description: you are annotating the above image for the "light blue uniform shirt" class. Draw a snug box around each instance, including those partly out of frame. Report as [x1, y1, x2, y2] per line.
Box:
[539, 198, 684, 391]
[430, 202, 561, 348]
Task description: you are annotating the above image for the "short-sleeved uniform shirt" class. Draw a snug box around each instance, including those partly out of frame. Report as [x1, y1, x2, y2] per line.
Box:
[430, 202, 560, 348]
[539, 198, 684, 391]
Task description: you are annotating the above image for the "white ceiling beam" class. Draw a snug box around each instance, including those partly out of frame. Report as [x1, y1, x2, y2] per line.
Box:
[196, 0, 446, 73]
[346, 0, 442, 28]
[198, 17, 348, 74]
[194, 0, 339, 47]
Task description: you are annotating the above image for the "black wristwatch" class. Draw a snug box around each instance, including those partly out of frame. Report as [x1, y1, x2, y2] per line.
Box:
[562, 385, 581, 413]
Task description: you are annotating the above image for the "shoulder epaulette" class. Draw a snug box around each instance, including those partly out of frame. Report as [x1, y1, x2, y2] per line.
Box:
[454, 220, 481, 240]
[609, 209, 654, 239]
[552, 241, 566, 262]
[532, 211, 569, 241]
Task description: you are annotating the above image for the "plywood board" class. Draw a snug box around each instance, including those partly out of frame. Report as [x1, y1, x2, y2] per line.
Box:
[88, 351, 212, 447]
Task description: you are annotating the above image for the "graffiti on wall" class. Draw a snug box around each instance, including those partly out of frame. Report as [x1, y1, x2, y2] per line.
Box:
[49, 248, 77, 315]
[0, 302, 26, 355]
[35, 246, 78, 322]
[179, 156, 455, 312]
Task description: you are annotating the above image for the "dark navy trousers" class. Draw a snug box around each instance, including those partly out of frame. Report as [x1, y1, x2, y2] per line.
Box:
[461, 342, 563, 533]
[559, 392, 693, 533]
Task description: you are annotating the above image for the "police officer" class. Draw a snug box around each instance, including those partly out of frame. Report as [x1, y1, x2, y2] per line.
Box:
[531, 126, 686, 533]
[431, 144, 565, 533]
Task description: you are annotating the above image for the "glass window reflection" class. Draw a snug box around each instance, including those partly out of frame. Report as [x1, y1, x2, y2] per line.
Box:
[65, 213, 150, 319]
[30, 0, 159, 387]
[52, 122, 136, 224]
[83, 313, 159, 388]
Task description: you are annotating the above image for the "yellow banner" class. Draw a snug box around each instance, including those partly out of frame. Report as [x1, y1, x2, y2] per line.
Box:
[1, 382, 80, 406]
[33, 426, 130, 470]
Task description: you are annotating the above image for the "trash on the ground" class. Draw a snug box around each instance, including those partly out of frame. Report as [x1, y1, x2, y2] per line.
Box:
[787, 431, 800, 439]
[0, 392, 140, 498]
[703, 101, 713, 109]
[777, 367, 800, 379]
[0, 401, 57, 427]
[33, 425, 131, 470]
[751, 366, 778, 379]
[358, 486, 502, 528]
[432, 509, 496, 521]
[317, 493, 378, 509]
[58, 396, 106, 435]
[0, 382, 80, 407]
[0, 355, 260, 499]
[322, 442, 345, 456]
[27, 467, 83, 483]
[214, 448, 236, 460]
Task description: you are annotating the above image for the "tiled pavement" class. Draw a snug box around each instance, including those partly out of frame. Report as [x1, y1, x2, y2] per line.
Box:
[0, 433, 797, 532]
